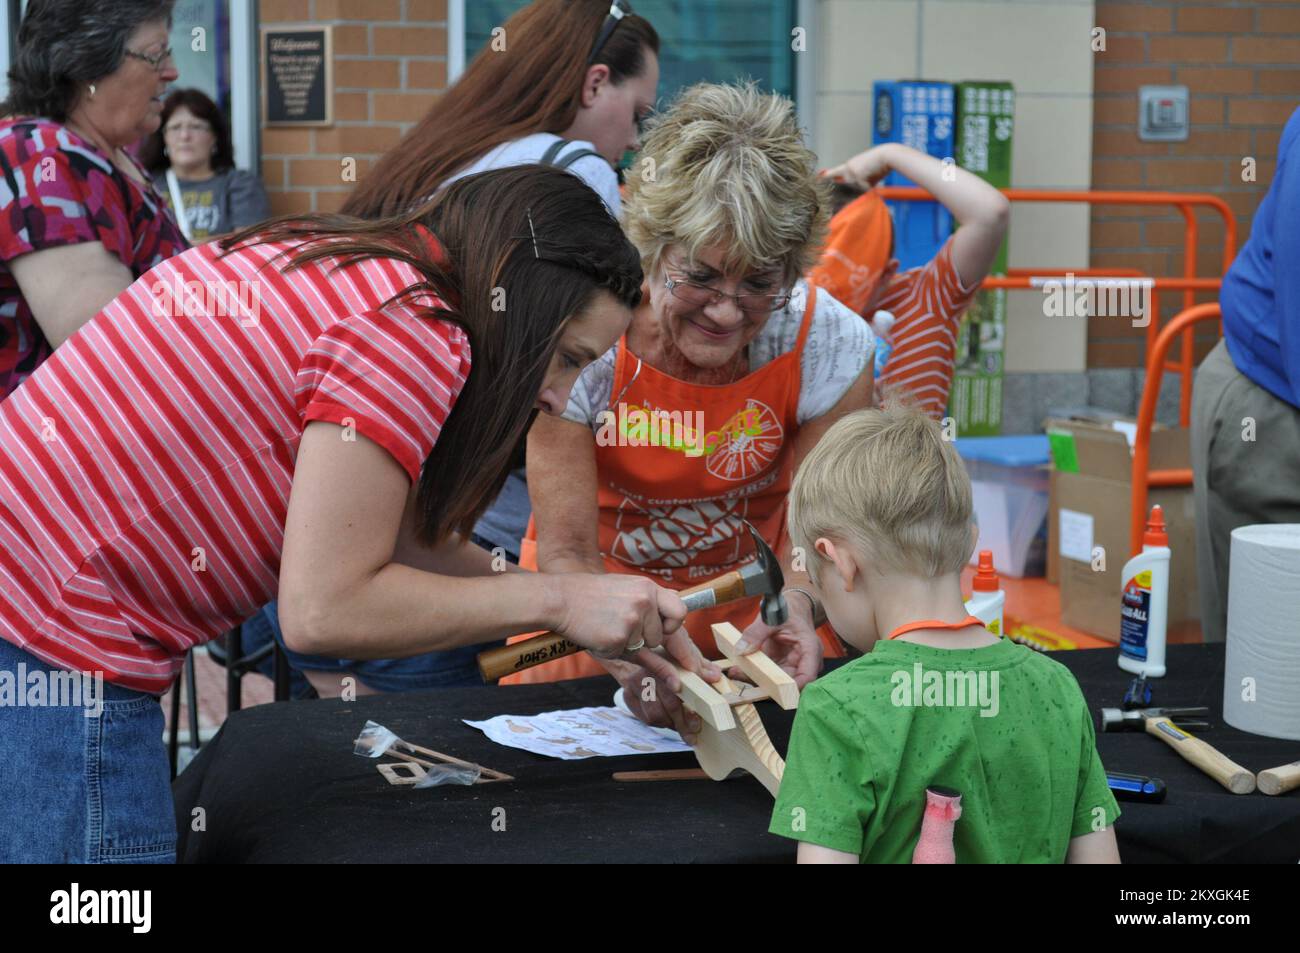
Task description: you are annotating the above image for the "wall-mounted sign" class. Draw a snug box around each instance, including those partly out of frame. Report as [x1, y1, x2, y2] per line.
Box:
[261, 25, 332, 126]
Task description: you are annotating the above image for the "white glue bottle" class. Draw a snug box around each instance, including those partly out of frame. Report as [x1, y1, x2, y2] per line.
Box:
[870, 310, 896, 378]
[965, 550, 1005, 637]
[1118, 505, 1170, 678]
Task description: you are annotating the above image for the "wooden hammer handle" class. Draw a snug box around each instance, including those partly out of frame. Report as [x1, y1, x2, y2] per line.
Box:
[476, 570, 750, 682]
[1145, 717, 1256, 794]
[1257, 759, 1300, 796]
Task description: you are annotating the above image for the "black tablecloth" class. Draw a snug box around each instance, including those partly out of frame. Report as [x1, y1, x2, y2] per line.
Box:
[173, 644, 1300, 863]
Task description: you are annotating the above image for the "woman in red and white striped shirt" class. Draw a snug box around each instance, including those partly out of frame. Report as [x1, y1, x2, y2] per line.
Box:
[0, 164, 698, 863]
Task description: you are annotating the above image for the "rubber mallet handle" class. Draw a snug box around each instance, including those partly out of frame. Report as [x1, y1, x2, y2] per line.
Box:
[1144, 717, 1256, 794]
[1257, 759, 1300, 796]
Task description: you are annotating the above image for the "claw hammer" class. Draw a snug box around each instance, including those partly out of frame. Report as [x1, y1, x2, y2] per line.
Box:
[1100, 706, 1256, 794]
[477, 520, 787, 682]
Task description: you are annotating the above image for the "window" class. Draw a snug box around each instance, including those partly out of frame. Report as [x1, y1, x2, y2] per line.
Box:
[461, 0, 800, 102]
[171, 0, 234, 117]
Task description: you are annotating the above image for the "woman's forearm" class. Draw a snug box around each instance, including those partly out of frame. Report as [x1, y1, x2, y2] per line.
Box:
[393, 531, 524, 576]
[540, 545, 604, 575]
[285, 564, 558, 658]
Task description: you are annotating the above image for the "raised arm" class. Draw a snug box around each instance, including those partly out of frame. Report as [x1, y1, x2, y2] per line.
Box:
[824, 142, 1010, 288]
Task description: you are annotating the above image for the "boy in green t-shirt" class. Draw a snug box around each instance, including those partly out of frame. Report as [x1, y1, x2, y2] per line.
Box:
[770, 405, 1121, 863]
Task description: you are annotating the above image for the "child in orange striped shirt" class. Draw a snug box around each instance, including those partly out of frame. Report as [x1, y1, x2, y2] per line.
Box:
[810, 144, 1010, 418]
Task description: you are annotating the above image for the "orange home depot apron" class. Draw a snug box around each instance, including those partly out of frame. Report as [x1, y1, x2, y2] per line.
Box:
[505, 284, 843, 684]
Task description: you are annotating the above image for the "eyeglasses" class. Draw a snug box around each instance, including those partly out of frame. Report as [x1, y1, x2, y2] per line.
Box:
[125, 46, 174, 72]
[587, 0, 632, 65]
[664, 273, 792, 314]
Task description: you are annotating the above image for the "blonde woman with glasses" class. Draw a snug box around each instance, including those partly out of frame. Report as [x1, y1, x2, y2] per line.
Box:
[515, 83, 876, 742]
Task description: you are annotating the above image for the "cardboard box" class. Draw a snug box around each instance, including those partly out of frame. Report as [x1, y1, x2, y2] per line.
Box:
[1046, 417, 1200, 642]
[949, 81, 1014, 436]
[872, 80, 954, 271]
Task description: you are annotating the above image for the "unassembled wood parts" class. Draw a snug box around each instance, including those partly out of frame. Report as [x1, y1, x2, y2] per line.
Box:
[377, 739, 513, 785]
[664, 622, 800, 797]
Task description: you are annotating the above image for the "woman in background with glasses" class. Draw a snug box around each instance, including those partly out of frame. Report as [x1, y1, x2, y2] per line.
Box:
[513, 83, 876, 742]
[140, 88, 271, 242]
[0, 0, 187, 398]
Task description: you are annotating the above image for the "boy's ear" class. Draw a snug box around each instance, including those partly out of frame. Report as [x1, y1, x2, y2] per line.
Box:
[815, 536, 859, 592]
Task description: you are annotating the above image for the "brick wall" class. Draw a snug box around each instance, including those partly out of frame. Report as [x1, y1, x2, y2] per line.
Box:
[258, 0, 449, 216]
[1090, 1, 1300, 368]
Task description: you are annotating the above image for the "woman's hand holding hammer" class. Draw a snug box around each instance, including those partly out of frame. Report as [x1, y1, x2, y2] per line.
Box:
[545, 572, 704, 670]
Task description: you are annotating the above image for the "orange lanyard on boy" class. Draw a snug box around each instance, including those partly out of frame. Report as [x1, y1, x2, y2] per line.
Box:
[888, 615, 989, 640]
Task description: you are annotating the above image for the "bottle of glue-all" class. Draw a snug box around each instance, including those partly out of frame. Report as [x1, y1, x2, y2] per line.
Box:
[964, 550, 1005, 637]
[1118, 506, 1170, 678]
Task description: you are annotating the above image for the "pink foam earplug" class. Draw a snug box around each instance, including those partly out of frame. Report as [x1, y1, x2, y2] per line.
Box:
[911, 786, 963, 864]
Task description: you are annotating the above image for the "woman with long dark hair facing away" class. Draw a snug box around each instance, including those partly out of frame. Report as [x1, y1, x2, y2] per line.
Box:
[238, 0, 660, 694]
[0, 165, 699, 863]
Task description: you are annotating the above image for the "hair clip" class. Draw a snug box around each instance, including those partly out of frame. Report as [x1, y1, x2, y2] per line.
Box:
[526, 207, 540, 259]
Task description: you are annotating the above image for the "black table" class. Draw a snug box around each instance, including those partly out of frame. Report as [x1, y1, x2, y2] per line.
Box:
[173, 644, 1300, 863]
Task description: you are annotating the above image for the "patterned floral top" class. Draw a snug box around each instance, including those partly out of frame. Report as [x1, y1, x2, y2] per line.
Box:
[0, 117, 188, 398]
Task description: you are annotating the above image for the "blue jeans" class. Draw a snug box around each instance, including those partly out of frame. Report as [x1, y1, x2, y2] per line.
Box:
[0, 638, 176, 863]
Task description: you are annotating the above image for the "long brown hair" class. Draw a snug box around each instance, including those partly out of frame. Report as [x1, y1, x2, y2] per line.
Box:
[341, 0, 659, 220]
[221, 165, 643, 544]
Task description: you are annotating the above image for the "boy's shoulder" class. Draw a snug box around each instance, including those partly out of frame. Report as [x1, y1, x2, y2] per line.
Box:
[811, 639, 1087, 703]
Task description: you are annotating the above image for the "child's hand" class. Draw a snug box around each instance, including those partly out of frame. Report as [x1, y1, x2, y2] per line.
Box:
[735, 609, 824, 688]
[822, 144, 896, 191]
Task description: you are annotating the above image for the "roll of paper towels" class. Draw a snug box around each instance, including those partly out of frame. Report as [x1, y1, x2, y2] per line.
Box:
[1223, 524, 1300, 740]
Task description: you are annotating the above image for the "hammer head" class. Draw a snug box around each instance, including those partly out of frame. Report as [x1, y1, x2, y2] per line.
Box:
[1100, 706, 1210, 733]
[739, 520, 787, 627]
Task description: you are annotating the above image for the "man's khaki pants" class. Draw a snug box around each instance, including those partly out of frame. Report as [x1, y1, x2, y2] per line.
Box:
[1191, 339, 1300, 642]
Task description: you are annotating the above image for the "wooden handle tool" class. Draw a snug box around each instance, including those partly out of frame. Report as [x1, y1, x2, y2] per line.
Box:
[477, 521, 786, 681]
[1143, 717, 1256, 795]
[1257, 759, 1300, 796]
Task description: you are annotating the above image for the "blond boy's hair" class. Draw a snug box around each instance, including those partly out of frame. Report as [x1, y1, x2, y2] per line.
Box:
[622, 81, 830, 286]
[788, 404, 976, 581]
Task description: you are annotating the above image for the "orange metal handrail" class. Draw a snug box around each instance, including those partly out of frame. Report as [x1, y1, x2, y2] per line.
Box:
[1129, 302, 1223, 556]
[877, 186, 1237, 426]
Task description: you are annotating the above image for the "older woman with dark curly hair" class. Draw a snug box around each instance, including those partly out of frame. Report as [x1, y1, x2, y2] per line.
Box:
[0, 0, 187, 397]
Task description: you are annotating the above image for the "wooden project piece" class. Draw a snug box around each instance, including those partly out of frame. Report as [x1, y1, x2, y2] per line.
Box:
[667, 639, 800, 798]
[676, 668, 735, 731]
[711, 622, 800, 709]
